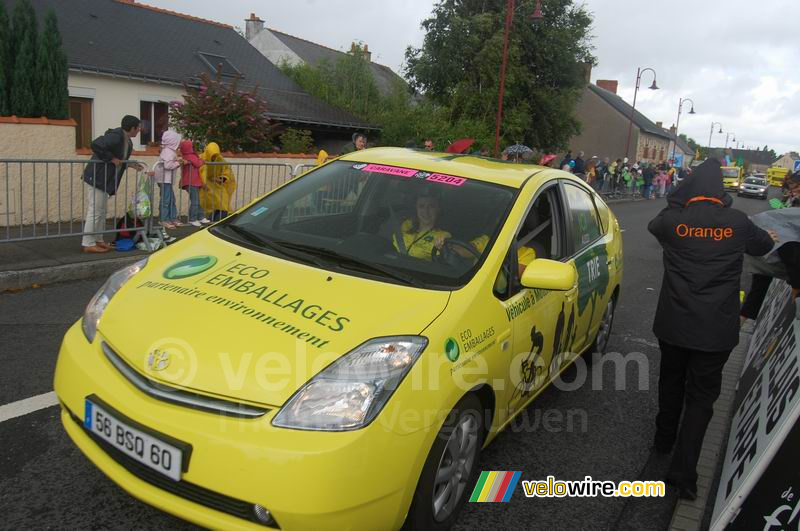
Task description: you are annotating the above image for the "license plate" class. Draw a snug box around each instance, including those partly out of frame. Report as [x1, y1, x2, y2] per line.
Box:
[84, 399, 184, 481]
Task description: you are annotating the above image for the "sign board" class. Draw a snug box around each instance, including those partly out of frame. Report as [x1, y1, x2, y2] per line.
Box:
[711, 280, 800, 530]
[672, 154, 684, 168]
[793, 159, 800, 173]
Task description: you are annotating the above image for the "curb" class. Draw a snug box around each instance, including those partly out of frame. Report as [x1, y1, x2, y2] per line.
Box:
[0, 255, 145, 292]
[667, 329, 751, 531]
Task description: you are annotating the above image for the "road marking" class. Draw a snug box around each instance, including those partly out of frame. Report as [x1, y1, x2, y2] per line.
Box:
[0, 391, 58, 423]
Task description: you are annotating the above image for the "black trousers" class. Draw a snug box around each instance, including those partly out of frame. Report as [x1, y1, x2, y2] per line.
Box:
[740, 274, 773, 320]
[655, 340, 731, 489]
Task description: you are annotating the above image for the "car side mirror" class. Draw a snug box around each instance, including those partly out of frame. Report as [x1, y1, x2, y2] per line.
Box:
[520, 259, 576, 291]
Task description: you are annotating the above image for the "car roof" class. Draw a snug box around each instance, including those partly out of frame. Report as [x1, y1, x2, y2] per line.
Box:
[339, 147, 547, 189]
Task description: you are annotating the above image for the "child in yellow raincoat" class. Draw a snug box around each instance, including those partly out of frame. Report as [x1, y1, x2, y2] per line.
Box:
[199, 142, 236, 221]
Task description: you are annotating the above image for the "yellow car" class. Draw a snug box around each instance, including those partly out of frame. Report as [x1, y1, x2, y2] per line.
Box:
[54, 148, 623, 530]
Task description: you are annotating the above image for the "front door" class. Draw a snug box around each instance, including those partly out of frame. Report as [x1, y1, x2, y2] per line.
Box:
[498, 184, 574, 417]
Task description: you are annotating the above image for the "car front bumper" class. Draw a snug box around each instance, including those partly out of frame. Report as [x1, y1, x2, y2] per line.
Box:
[54, 323, 431, 531]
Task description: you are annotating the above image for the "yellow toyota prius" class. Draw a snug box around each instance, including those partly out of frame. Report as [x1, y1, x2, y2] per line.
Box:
[54, 148, 623, 530]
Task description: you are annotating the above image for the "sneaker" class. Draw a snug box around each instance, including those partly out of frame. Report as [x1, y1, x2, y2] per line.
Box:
[162, 221, 175, 229]
[165, 236, 177, 243]
[200, 218, 211, 224]
[190, 220, 202, 227]
[172, 221, 186, 227]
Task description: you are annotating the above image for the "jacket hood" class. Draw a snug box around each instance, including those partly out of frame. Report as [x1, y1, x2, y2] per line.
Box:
[667, 158, 732, 208]
[161, 130, 181, 151]
[179, 139, 196, 156]
[202, 142, 223, 160]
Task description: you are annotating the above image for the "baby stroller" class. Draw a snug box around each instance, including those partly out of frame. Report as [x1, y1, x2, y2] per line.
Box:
[115, 169, 167, 251]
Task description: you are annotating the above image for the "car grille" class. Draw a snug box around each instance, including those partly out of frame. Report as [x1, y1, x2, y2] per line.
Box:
[68, 409, 278, 528]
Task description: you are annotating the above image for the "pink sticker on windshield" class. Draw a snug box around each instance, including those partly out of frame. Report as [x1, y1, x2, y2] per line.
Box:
[360, 164, 419, 177]
[427, 173, 467, 186]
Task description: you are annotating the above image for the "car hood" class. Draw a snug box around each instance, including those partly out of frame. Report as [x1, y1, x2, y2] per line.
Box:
[98, 231, 449, 407]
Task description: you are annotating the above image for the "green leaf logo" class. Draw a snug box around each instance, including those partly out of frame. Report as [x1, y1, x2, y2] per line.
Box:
[445, 337, 460, 362]
[163, 256, 218, 279]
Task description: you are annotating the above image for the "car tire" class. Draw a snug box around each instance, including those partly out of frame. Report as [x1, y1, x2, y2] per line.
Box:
[403, 394, 485, 531]
[585, 294, 616, 363]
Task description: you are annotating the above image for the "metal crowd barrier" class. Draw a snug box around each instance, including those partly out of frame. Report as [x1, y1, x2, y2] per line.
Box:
[0, 159, 305, 247]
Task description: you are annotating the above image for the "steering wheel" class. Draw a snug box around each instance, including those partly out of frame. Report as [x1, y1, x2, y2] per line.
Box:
[431, 238, 482, 265]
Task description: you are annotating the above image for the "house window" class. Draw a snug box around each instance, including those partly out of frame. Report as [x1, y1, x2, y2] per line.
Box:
[69, 97, 93, 149]
[140, 100, 169, 146]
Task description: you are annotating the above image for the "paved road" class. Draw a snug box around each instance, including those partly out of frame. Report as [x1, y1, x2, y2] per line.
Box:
[0, 192, 775, 530]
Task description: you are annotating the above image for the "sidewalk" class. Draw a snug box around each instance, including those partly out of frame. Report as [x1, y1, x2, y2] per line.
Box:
[0, 225, 202, 291]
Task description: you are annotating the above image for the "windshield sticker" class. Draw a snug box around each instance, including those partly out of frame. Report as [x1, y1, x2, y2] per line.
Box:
[359, 164, 418, 177]
[427, 173, 467, 186]
[250, 206, 269, 216]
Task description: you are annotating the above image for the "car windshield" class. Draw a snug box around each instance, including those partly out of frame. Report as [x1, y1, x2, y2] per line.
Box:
[212, 160, 518, 289]
[722, 168, 740, 178]
[744, 177, 766, 185]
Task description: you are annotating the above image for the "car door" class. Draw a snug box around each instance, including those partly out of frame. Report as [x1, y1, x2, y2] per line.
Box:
[561, 181, 610, 357]
[498, 181, 574, 417]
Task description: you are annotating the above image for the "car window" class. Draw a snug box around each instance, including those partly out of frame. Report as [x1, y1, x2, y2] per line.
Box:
[744, 177, 765, 185]
[217, 160, 517, 290]
[563, 183, 602, 253]
[495, 186, 564, 300]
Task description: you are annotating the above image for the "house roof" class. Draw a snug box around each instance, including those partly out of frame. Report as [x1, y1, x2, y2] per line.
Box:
[268, 29, 407, 97]
[664, 131, 694, 156]
[16, 0, 377, 130]
[588, 84, 672, 140]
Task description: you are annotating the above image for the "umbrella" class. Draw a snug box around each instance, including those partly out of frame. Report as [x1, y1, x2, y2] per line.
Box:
[504, 144, 533, 156]
[445, 138, 475, 154]
[539, 153, 558, 166]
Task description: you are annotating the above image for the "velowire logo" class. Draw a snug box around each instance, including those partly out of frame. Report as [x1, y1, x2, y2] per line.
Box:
[163, 256, 218, 279]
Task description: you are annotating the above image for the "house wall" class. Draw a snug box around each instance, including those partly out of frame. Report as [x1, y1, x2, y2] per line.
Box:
[68, 73, 186, 151]
[249, 29, 303, 67]
[774, 154, 798, 171]
[0, 120, 316, 227]
[635, 134, 671, 164]
[569, 86, 640, 162]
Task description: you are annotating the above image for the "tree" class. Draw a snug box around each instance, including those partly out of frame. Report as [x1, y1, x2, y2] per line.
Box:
[279, 128, 314, 153]
[0, 2, 10, 115]
[169, 72, 280, 152]
[36, 10, 68, 119]
[10, 0, 39, 117]
[404, 0, 595, 151]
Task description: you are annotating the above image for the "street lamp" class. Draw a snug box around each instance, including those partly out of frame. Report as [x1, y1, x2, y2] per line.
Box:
[494, 0, 544, 157]
[725, 132, 736, 149]
[707, 121, 723, 150]
[624, 67, 659, 161]
[670, 97, 695, 168]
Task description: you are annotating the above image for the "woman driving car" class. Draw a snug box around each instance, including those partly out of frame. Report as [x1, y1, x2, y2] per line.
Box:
[393, 192, 451, 260]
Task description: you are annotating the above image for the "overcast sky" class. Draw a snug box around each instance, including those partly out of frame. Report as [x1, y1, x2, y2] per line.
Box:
[148, 0, 799, 154]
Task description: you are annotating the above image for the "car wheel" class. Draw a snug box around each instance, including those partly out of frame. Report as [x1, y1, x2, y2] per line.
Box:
[404, 394, 484, 531]
[587, 295, 616, 361]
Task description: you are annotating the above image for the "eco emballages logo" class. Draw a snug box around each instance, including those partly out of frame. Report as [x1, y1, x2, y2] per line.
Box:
[163, 256, 218, 280]
[469, 471, 521, 502]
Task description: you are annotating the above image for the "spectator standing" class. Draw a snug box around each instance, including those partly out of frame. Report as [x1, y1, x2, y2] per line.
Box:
[559, 150, 573, 169]
[643, 163, 655, 199]
[573, 151, 586, 176]
[423, 138, 434, 151]
[344, 132, 367, 153]
[80, 115, 144, 253]
[199, 142, 236, 221]
[153, 130, 182, 228]
[647, 159, 775, 500]
[178, 139, 208, 227]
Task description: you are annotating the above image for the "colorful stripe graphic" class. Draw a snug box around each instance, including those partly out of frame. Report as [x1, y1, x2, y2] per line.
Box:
[469, 471, 521, 502]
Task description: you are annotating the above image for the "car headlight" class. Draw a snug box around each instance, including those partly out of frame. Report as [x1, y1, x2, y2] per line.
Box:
[272, 336, 428, 431]
[82, 258, 148, 343]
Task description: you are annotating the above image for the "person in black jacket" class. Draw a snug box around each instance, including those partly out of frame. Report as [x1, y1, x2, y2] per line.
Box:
[647, 158, 775, 499]
[81, 115, 144, 253]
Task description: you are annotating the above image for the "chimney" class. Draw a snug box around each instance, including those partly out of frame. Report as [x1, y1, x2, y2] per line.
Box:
[655, 121, 663, 129]
[349, 42, 372, 62]
[581, 62, 592, 84]
[596, 80, 618, 94]
[245, 13, 264, 40]
[669, 125, 677, 136]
